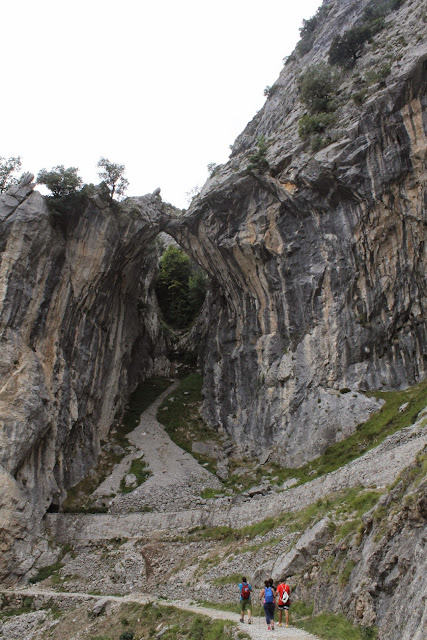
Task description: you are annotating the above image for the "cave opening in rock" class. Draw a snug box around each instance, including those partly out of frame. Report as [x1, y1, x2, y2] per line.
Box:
[154, 234, 208, 332]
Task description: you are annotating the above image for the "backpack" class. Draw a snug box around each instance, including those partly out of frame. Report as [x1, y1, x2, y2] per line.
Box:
[241, 583, 251, 599]
[264, 587, 274, 603]
[278, 584, 289, 604]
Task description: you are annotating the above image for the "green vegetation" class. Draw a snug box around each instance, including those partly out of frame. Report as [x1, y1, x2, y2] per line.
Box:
[298, 63, 340, 114]
[155, 245, 207, 329]
[329, 0, 407, 68]
[297, 63, 340, 150]
[119, 457, 151, 493]
[296, 611, 378, 640]
[268, 377, 427, 489]
[371, 448, 427, 536]
[196, 601, 243, 614]
[28, 561, 64, 584]
[37, 165, 83, 197]
[298, 113, 337, 140]
[339, 560, 357, 586]
[63, 377, 170, 512]
[0, 597, 34, 618]
[0, 155, 22, 193]
[157, 373, 223, 473]
[247, 135, 269, 173]
[329, 26, 373, 68]
[201, 487, 224, 499]
[296, 4, 330, 56]
[211, 573, 242, 586]
[97, 157, 129, 202]
[264, 84, 279, 98]
[180, 488, 379, 545]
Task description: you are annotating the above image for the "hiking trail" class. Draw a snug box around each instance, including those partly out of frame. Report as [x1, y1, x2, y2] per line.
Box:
[0, 588, 321, 640]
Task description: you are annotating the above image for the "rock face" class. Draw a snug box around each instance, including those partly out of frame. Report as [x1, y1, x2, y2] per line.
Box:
[0, 0, 426, 606]
[0, 180, 172, 582]
[167, 0, 427, 465]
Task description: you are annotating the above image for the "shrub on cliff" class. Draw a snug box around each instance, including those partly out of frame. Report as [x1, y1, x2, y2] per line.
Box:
[37, 165, 83, 197]
[298, 63, 340, 113]
[247, 135, 269, 173]
[328, 26, 373, 68]
[329, 0, 406, 68]
[298, 113, 337, 140]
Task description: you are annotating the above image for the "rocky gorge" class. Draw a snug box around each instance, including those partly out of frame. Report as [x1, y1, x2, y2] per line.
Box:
[0, 0, 426, 639]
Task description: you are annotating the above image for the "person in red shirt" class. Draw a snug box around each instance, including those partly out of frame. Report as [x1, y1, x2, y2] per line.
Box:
[276, 578, 291, 627]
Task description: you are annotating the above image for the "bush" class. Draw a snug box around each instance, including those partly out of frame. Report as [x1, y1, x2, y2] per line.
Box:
[298, 113, 337, 140]
[353, 90, 368, 105]
[37, 165, 83, 197]
[119, 631, 135, 640]
[264, 84, 279, 98]
[310, 136, 327, 152]
[298, 63, 340, 113]
[329, 26, 372, 68]
[247, 135, 269, 173]
[329, 0, 406, 68]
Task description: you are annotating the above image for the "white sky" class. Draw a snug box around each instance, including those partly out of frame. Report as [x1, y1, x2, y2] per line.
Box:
[2, 0, 321, 208]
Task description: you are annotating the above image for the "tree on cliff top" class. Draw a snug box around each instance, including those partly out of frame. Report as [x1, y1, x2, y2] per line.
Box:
[97, 157, 129, 202]
[37, 165, 83, 197]
[0, 156, 22, 193]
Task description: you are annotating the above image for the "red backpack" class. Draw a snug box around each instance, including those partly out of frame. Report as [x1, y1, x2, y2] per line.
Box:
[241, 583, 251, 599]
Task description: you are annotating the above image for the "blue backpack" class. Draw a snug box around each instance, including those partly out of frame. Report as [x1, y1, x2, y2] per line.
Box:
[265, 587, 274, 603]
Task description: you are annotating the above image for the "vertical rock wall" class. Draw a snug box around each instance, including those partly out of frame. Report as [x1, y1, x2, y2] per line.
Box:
[0, 179, 171, 583]
[166, 29, 427, 465]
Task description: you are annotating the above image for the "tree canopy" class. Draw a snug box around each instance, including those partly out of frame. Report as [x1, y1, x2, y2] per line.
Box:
[155, 245, 207, 329]
[37, 165, 83, 197]
[0, 156, 22, 193]
[97, 157, 129, 201]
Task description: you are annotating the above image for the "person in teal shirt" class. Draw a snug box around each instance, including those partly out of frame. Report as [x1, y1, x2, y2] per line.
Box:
[238, 576, 252, 624]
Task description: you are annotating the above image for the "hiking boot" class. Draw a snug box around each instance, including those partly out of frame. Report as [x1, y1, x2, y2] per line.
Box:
[271, 622, 275, 629]
[278, 622, 282, 627]
[267, 626, 271, 630]
[239, 618, 244, 623]
[248, 619, 252, 624]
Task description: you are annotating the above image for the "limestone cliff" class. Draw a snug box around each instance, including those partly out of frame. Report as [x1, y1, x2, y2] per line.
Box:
[0, 178, 171, 582]
[0, 0, 426, 596]
[167, 0, 427, 466]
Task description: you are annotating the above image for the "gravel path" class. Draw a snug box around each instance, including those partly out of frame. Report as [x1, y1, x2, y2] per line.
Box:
[168, 600, 321, 639]
[92, 381, 221, 513]
[1, 590, 321, 640]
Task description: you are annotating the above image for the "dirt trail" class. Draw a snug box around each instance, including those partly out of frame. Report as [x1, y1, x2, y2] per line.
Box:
[92, 380, 221, 513]
[0, 589, 321, 640]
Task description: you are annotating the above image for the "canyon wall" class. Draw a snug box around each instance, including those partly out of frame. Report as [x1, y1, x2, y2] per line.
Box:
[0, 179, 171, 582]
[167, 0, 427, 466]
[0, 0, 426, 589]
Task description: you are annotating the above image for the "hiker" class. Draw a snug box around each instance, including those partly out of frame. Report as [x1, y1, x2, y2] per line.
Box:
[239, 576, 252, 624]
[260, 578, 276, 630]
[276, 577, 291, 627]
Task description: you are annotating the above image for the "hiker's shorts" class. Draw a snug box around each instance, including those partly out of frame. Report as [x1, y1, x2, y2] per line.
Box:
[278, 604, 290, 610]
[241, 599, 251, 611]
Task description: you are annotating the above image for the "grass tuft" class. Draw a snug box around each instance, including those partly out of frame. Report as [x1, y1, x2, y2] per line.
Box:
[296, 611, 377, 639]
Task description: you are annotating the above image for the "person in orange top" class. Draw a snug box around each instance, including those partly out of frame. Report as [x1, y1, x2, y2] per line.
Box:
[276, 578, 291, 627]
